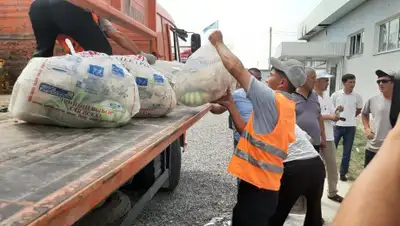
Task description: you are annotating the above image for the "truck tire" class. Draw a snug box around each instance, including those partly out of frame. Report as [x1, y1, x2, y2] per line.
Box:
[162, 139, 182, 191]
[125, 154, 162, 190]
[74, 191, 131, 226]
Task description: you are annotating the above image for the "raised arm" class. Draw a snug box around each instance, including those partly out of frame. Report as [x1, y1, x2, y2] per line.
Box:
[208, 31, 251, 92]
[101, 18, 156, 64]
[212, 90, 247, 134]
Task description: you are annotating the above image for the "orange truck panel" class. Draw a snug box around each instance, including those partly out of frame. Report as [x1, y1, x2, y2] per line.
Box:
[0, 0, 175, 93]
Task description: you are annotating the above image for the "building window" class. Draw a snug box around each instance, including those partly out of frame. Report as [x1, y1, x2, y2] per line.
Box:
[348, 32, 364, 56]
[378, 17, 400, 52]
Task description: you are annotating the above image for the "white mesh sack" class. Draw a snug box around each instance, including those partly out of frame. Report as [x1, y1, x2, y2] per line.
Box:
[173, 44, 236, 107]
[9, 51, 140, 128]
[112, 55, 177, 117]
[152, 60, 184, 88]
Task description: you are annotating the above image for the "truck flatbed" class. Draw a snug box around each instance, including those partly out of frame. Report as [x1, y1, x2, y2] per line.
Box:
[0, 106, 210, 226]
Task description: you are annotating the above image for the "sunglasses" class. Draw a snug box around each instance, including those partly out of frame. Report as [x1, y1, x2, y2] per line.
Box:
[376, 79, 393, 84]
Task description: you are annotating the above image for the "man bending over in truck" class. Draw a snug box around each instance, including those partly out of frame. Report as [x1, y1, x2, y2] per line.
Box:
[29, 0, 156, 64]
[208, 30, 306, 226]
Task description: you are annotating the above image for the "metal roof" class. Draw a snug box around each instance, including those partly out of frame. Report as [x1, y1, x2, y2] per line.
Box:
[298, 0, 367, 40]
[275, 42, 346, 60]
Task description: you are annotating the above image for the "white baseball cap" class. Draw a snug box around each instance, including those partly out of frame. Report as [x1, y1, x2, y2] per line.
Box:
[269, 57, 306, 88]
[316, 71, 333, 79]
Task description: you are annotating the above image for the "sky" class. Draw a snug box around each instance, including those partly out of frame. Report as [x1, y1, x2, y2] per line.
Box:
[158, 0, 324, 69]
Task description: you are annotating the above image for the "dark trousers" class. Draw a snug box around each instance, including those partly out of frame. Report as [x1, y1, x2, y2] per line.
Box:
[334, 126, 356, 176]
[313, 145, 320, 153]
[29, 0, 112, 57]
[270, 157, 325, 226]
[232, 180, 278, 226]
[364, 149, 377, 167]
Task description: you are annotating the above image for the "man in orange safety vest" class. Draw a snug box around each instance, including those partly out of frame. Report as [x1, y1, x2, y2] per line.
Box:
[209, 30, 306, 226]
[29, 0, 156, 64]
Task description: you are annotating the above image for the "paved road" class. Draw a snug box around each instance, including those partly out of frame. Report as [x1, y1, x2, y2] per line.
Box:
[0, 96, 348, 226]
[133, 111, 350, 226]
[134, 112, 236, 226]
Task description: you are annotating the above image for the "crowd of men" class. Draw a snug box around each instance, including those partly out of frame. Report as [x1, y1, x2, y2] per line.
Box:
[27, 1, 397, 223]
[208, 30, 395, 226]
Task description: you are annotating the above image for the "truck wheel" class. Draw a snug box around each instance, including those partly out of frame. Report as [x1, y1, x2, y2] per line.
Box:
[74, 191, 131, 226]
[124, 155, 161, 190]
[162, 139, 182, 191]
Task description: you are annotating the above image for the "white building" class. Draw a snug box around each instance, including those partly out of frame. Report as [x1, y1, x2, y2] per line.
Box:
[275, 0, 400, 100]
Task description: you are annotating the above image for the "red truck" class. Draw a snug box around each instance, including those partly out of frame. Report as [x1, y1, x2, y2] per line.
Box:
[0, 0, 208, 225]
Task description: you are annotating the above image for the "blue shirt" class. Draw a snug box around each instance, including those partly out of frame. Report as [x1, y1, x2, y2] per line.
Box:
[232, 88, 254, 141]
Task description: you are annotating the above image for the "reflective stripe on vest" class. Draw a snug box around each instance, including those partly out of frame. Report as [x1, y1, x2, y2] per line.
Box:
[57, 13, 99, 54]
[234, 148, 284, 174]
[227, 92, 296, 191]
[241, 130, 288, 160]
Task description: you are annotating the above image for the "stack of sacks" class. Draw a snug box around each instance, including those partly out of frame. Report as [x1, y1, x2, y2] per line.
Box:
[9, 51, 140, 128]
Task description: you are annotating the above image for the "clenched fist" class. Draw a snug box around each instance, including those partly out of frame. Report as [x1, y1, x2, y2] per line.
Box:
[208, 30, 224, 46]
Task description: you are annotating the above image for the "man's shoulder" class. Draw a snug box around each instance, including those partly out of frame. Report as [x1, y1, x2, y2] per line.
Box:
[369, 94, 383, 103]
[310, 91, 320, 100]
[291, 92, 303, 101]
[331, 90, 342, 97]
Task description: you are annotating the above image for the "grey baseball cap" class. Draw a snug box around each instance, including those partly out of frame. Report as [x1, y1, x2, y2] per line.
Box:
[270, 57, 306, 88]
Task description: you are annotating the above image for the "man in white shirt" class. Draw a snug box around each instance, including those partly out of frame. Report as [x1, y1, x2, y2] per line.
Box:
[314, 71, 344, 203]
[331, 74, 363, 181]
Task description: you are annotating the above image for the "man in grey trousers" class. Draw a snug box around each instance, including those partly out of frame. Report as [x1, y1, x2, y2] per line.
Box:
[314, 71, 344, 203]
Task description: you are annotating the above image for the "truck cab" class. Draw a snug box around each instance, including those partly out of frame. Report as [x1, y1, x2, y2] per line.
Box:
[0, 0, 201, 93]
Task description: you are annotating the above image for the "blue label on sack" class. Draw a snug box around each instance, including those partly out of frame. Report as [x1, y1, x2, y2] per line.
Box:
[136, 77, 148, 86]
[88, 64, 104, 77]
[153, 74, 164, 84]
[112, 64, 125, 77]
[39, 82, 74, 100]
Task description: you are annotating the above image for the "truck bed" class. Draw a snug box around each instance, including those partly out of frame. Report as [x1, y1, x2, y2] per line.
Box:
[0, 106, 210, 226]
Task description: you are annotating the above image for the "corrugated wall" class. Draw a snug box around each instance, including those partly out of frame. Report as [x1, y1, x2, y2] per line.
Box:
[0, 0, 152, 92]
[0, 0, 35, 91]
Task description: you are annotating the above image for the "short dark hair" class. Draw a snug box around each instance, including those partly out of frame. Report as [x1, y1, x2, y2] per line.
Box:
[342, 73, 356, 83]
[248, 68, 261, 74]
[272, 67, 296, 94]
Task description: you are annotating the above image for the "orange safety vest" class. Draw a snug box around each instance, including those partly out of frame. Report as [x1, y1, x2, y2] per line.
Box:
[56, 14, 99, 54]
[228, 92, 296, 191]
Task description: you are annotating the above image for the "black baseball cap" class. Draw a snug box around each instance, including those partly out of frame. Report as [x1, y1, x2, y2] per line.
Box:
[376, 69, 396, 79]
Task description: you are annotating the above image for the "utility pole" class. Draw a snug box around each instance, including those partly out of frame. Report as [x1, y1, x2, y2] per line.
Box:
[269, 27, 272, 69]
